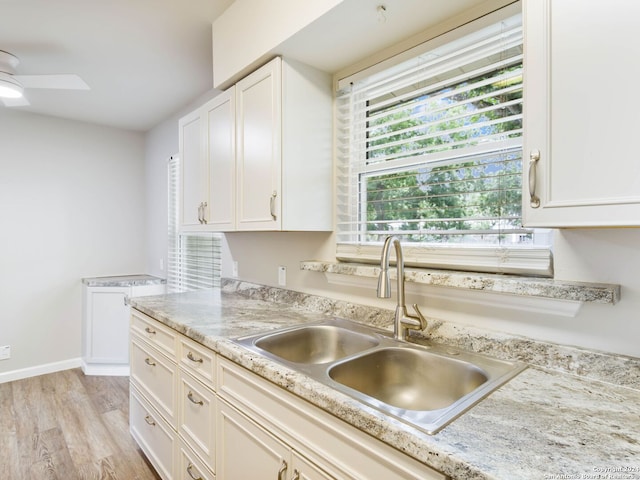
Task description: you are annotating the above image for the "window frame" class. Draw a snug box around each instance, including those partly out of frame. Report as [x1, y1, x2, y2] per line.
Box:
[334, 1, 553, 277]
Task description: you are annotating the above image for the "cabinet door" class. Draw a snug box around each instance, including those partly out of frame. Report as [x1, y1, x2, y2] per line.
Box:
[205, 87, 236, 231]
[216, 399, 290, 479]
[179, 108, 207, 229]
[523, 0, 640, 227]
[235, 58, 282, 230]
[83, 286, 130, 369]
[204, 87, 236, 231]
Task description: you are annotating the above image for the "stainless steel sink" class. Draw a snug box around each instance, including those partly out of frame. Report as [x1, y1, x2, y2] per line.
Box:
[254, 324, 379, 364]
[233, 318, 526, 434]
[328, 347, 488, 411]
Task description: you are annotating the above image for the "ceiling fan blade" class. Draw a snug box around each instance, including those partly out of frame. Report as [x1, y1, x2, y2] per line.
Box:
[2, 96, 30, 107]
[14, 74, 90, 90]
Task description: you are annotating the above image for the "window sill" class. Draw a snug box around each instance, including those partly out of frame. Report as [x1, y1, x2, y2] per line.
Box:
[300, 260, 620, 307]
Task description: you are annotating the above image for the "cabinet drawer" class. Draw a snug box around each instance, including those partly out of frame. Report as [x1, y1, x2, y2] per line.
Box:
[178, 370, 216, 470]
[179, 336, 216, 388]
[131, 309, 177, 357]
[178, 437, 215, 480]
[131, 334, 177, 426]
[130, 386, 175, 480]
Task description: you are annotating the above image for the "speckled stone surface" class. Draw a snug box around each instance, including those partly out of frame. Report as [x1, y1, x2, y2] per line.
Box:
[82, 274, 166, 287]
[300, 261, 621, 304]
[129, 282, 640, 480]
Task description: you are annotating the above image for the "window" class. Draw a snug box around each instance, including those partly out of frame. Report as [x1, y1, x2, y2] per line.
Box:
[335, 3, 552, 276]
[167, 155, 221, 292]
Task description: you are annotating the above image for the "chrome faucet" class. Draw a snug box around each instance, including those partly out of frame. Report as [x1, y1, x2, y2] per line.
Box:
[377, 236, 427, 340]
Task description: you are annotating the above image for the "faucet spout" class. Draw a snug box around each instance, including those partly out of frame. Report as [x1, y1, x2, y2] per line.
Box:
[376, 236, 427, 340]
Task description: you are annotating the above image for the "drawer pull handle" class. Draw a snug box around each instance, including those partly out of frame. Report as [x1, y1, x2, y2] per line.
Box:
[277, 460, 287, 480]
[187, 463, 204, 480]
[270, 191, 278, 220]
[187, 352, 203, 364]
[187, 391, 204, 406]
[528, 149, 541, 208]
[144, 327, 156, 335]
[144, 357, 156, 367]
[144, 415, 156, 426]
[292, 470, 300, 480]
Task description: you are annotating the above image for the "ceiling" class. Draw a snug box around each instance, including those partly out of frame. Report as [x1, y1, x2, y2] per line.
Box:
[0, 0, 234, 131]
[0, 0, 494, 132]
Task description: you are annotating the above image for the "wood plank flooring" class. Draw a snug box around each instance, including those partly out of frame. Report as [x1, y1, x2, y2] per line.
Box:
[0, 368, 161, 480]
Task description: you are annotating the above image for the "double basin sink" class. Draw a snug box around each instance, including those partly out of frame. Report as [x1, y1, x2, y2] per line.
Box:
[234, 318, 525, 434]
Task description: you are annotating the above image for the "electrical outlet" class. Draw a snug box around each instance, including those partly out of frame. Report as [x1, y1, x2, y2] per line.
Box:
[278, 266, 286, 286]
[0, 345, 10, 360]
[232, 261, 239, 277]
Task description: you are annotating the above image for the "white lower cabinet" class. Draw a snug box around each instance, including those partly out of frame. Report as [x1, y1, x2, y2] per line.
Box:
[82, 281, 166, 375]
[217, 399, 330, 480]
[216, 357, 446, 480]
[130, 310, 446, 480]
[177, 438, 215, 480]
[130, 312, 216, 480]
[130, 386, 176, 480]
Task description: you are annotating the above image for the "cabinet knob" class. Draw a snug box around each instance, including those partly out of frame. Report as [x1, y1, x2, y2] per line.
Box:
[528, 149, 541, 208]
[144, 357, 156, 367]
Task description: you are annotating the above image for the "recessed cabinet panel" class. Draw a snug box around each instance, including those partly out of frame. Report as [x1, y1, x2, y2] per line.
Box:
[207, 88, 236, 230]
[216, 399, 290, 479]
[236, 59, 282, 230]
[86, 287, 130, 364]
[180, 110, 205, 228]
[523, 0, 640, 226]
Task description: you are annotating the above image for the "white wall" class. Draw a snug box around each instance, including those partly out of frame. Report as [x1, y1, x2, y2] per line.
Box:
[219, 229, 640, 359]
[0, 109, 146, 377]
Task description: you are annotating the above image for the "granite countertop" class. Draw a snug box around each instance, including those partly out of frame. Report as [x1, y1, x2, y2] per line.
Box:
[82, 274, 166, 287]
[129, 283, 640, 480]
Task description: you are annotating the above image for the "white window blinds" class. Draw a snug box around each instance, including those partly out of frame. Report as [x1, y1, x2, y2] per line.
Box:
[335, 4, 552, 276]
[167, 155, 221, 292]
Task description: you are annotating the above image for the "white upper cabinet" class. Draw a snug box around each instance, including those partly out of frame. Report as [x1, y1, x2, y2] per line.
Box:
[183, 56, 333, 232]
[179, 108, 206, 229]
[206, 88, 236, 231]
[523, 0, 640, 227]
[179, 90, 236, 231]
[235, 58, 283, 230]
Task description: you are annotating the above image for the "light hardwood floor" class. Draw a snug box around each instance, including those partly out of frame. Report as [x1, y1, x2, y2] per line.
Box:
[0, 368, 161, 480]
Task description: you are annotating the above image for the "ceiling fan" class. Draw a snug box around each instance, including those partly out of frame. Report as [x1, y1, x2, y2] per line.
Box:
[0, 50, 90, 107]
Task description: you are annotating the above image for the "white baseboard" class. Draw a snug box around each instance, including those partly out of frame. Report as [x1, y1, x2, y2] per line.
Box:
[81, 360, 130, 377]
[0, 357, 83, 384]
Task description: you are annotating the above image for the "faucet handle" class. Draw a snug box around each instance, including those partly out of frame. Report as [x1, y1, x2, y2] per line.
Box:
[408, 303, 427, 331]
